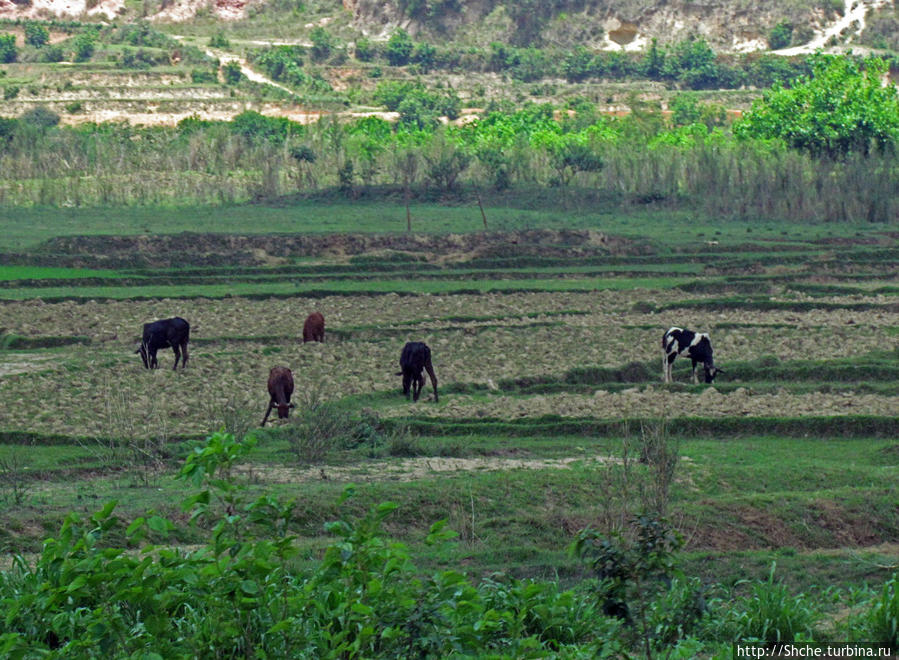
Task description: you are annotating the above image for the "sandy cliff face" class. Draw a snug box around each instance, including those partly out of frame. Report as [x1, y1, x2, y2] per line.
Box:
[0, 0, 843, 53]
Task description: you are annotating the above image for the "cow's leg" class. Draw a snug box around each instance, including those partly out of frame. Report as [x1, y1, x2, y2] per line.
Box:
[664, 353, 676, 383]
[691, 359, 699, 384]
[182, 341, 189, 368]
[403, 373, 412, 399]
[413, 374, 425, 401]
[150, 350, 158, 369]
[425, 360, 438, 402]
[172, 345, 181, 370]
[261, 400, 274, 427]
[662, 352, 669, 383]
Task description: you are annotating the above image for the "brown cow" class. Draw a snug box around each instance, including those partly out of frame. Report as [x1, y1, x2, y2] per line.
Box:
[261, 366, 295, 426]
[303, 312, 325, 343]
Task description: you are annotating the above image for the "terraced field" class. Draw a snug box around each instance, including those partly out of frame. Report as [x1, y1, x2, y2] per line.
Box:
[0, 207, 897, 595]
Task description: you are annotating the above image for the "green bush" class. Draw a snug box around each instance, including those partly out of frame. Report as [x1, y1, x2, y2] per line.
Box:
[42, 44, 65, 62]
[24, 23, 49, 48]
[208, 31, 230, 48]
[230, 109, 303, 143]
[769, 22, 794, 49]
[190, 68, 218, 83]
[72, 33, 95, 62]
[0, 34, 17, 63]
[2, 85, 19, 100]
[354, 36, 375, 61]
[0, 431, 615, 657]
[253, 45, 306, 86]
[222, 61, 242, 84]
[309, 26, 333, 61]
[385, 28, 413, 66]
[20, 106, 60, 130]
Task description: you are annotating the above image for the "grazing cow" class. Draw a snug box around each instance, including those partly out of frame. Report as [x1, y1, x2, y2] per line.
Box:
[397, 341, 438, 402]
[136, 317, 190, 370]
[662, 327, 723, 384]
[303, 312, 325, 343]
[261, 366, 295, 426]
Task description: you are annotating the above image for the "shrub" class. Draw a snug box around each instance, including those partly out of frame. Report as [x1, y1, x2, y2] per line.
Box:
[208, 31, 230, 48]
[769, 22, 793, 50]
[253, 45, 305, 86]
[354, 36, 375, 61]
[72, 33, 95, 62]
[24, 23, 49, 48]
[222, 61, 242, 84]
[190, 68, 218, 83]
[411, 41, 437, 72]
[283, 391, 356, 462]
[42, 44, 64, 62]
[385, 28, 413, 66]
[20, 106, 60, 129]
[3, 85, 19, 100]
[230, 110, 302, 143]
[564, 45, 596, 82]
[309, 26, 333, 61]
[0, 33, 17, 63]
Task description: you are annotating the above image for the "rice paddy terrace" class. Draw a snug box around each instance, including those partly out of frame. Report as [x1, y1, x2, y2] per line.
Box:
[0, 204, 897, 597]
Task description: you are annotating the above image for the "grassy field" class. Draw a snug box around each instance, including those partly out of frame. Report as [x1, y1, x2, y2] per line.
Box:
[0, 200, 897, 652]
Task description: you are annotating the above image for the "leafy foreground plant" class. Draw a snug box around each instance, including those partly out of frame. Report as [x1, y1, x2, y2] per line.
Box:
[0, 431, 622, 658]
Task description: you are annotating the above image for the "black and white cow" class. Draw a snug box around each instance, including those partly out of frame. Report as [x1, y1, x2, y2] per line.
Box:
[136, 317, 190, 370]
[397, 341, 438, 402]
[662, 326, 723, 384]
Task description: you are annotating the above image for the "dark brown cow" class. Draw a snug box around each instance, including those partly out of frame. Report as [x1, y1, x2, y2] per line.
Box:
[397, 341, 438, 403]
[261, 366, 295, 426]
[136, 317, 190, 370]
[303, 312, 325, 343]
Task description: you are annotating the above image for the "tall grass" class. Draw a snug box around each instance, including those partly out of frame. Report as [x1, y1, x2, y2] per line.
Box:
[1, 121, 897, 222]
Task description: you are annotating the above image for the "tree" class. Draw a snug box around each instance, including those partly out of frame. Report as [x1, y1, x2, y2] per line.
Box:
[72, 33, 95, 62]
[768, 22, 793, 50]
[563, 46, 594, 83]
[735, 56, 899, 158]
[0, 33, 17, 63]
[25, 23, 49, 48]
[222, 61, 242, 85]
[385, 29, 413, 66]
[309, 27, 333, 61]
[411, 42, 437, 73]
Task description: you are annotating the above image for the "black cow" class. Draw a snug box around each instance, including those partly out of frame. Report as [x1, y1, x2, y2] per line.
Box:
[397, 341, 438, 402]
[261, 366, 295, 426]
[662, 326, 723, 384]
[136, 317, 190, 370]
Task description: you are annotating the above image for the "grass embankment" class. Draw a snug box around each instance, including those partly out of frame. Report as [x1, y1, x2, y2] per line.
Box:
[1, 430, 897, 591]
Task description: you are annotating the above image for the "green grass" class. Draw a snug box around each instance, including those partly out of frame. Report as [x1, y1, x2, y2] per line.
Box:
[0, 200, 890, 251]
[0, 275, 702, 300]
[0, 266, 122, 280]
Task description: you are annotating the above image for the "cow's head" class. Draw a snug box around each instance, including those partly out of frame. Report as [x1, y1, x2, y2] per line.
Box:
[136, 342, 150, 369]
[276, 402, 296, 419]
[703, 364, 724, 383]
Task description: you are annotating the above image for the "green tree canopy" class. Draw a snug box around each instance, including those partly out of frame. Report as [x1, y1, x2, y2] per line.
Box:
[735, 56, 899, 158]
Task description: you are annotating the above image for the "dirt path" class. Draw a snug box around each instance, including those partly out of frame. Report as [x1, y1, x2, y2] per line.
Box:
[236, 454, 619, 484]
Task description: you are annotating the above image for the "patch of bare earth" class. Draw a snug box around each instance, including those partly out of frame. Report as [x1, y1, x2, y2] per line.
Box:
[236, 454, 618, 484]
[0, 353, 56, 377]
